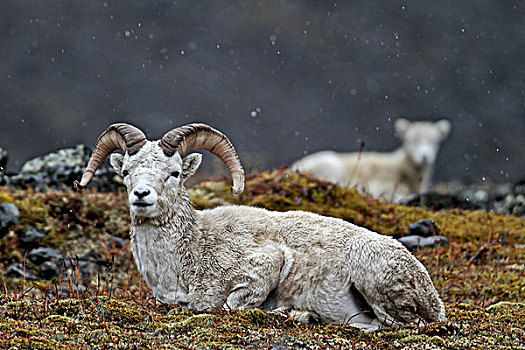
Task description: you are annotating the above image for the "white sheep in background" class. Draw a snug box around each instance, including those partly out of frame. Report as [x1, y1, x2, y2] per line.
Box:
[291, 118, 451, 203]
[75, 122, 445, 332]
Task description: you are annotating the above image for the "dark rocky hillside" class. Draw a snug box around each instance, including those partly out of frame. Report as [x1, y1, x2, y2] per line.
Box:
[1, 1, 524, 183]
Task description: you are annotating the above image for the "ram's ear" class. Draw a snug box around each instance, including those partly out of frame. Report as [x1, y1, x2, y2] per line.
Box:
[110, 153, 124, 175]
[395, 118, 411, 138]
[181, 153, 202, 181]
[436, 119, 451, 139]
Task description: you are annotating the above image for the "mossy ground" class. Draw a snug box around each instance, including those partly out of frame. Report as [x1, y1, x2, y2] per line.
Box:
[0, 169, 524, 349]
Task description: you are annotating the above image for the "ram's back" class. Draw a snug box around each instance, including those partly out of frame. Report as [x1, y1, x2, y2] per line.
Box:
[195, 205, 404, 280]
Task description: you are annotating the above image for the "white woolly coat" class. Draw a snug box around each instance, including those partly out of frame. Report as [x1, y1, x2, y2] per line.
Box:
[130, 193, 445, 326]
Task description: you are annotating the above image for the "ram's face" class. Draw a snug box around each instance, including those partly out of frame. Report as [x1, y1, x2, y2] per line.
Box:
[110, 141, 201, 218]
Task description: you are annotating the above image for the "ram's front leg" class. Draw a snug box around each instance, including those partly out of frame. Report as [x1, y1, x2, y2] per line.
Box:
[185, 284, 226, 313]
[224, 245, 287, 310]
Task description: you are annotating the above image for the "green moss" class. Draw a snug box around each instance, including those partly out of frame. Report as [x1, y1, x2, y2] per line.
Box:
[399, 334, 430, 344]
[177, 313, 219, 330]
[0, 297, 523, 349]
[235, 308, 284, 328]
[105, 300, 147, 324]
[0, 189, 15, 203]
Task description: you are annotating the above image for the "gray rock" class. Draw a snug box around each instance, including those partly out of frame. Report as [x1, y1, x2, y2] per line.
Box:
[4, 263, 40, 281]
[511, 195, 525, 217]
[21, 144, 90, 174]
[8, 143, 122, 192]
[473, 189, 489, 203]
[493, 183, 514, 199]
[397, 235, 450, 251]
[515, 181, 525, 196]
[499, 194, 525, 217]
[0, 148, 7, 174]
[408, 219, 441, 237]
[0, 203, 20, 234]
[55, 254, 104, 280]
[47, 284, 86, 298]
[109, 236, 129, 249]
[0, 174, 7, 186]
[10, 172, 53, 192]
[19, 225, 47, 245]
[77, 260, 101, 278]
[27, 247, 63, 265]
[39, 261, 62, 280]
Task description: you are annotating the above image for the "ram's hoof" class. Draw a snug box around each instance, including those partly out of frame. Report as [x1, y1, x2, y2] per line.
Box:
[289, 310, 321, 325]
[272, 308, 320, 325]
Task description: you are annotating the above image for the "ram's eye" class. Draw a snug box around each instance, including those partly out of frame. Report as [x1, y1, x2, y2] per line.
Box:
[171, 171, 180, 178]
[122, 170, 129, 177]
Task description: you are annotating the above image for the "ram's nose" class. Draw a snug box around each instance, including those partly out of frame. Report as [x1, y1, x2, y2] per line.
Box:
[134, 188, 150, 199]
[130, 184, 157, 209]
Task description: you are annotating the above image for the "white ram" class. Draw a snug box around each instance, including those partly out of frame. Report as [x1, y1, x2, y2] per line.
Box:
[75, 123, 445, 331]
[291, 119, 451, 202]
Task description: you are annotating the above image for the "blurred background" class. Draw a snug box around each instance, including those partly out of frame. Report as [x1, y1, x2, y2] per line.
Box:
[1, 0, 523, 183]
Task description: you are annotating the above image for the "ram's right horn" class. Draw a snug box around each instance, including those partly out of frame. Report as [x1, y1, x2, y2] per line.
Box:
[74, 123, 147, 190]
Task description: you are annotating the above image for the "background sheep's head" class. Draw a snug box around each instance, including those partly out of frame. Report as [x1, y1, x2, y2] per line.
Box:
[395, 118, 451, 166]
[74, 123, 244, 219]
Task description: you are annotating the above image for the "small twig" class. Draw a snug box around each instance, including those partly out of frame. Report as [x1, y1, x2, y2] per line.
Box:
[20, 285, 35, 298]
[1, 273, 8, 297]
[417, 176, 426, 211]
[22, 250, 29, 297]
[467, 244, 489, 265]
[346, 142, 365, 187]
[108, 256, 115, 299]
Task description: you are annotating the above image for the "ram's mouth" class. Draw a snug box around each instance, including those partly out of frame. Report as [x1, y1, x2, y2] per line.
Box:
[132, 202, 154, 207]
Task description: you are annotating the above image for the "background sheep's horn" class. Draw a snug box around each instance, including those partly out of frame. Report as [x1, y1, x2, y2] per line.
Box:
[74, 123, 147, 191]
[159, 123, 245, 195]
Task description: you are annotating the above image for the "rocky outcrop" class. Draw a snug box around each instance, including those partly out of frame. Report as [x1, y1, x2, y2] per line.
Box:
[2, 144, 123, 192]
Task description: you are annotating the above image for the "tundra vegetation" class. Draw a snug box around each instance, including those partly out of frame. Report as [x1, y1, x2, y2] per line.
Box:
[0, 169, 524, 349]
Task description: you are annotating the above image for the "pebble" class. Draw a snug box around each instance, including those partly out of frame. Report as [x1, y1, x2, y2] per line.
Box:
[109, 236, 129, 249]
[27, 247, 63, 265]
[511, 195, 525, 217]
[397, 235, 450, 251]
[0, 203, 20, 234]
[39, 261, 62, 280]
[78, 259, 101, 279]
[18, 225, 47, 245]
[4, 263, 40, 281]
[408, 219, 440, 237]
[0, 148, 7, 174]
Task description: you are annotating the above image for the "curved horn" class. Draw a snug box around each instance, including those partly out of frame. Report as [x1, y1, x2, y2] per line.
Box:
[74, 123, 147, 190]
[159, 123, 244, 194]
